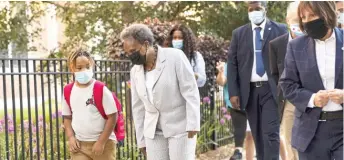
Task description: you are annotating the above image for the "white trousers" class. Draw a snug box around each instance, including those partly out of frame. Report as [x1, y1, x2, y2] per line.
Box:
[145, 132, 197, 160]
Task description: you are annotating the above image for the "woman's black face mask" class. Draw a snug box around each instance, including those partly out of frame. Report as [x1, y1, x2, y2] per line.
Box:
[128, 45, 147, 65]
[303, 18, 329, 39]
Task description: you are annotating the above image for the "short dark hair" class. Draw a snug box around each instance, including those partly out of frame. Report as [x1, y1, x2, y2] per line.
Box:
[247, 1, 268, 8]
[298, 1, 337, 31]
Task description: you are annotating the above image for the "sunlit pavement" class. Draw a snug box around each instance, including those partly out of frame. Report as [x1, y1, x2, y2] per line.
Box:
[197, 143, 259, 160]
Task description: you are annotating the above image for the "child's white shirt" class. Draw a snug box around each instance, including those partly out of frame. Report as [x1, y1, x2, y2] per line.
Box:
[62, 80, 117, 141]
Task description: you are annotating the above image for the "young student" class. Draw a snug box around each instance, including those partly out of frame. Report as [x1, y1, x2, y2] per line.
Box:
[62, 50, 118, 160]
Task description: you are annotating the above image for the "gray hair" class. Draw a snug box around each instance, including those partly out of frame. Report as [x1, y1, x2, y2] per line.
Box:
[120, 24, 154, 45]
[286, 1, 300, 18]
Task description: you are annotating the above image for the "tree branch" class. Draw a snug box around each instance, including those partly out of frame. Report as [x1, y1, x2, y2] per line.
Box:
[42, 1, 69, 10]
[171, 2, 181, 21]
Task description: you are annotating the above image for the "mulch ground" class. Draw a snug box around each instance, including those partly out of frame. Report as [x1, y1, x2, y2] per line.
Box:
[196, 144, 234, 160]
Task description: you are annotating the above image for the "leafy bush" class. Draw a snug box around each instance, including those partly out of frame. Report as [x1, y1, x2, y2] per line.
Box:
[0, 111, 66, 159]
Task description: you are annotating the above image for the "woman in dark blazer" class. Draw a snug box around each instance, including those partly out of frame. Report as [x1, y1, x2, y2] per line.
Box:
[280, 2, 343, 160]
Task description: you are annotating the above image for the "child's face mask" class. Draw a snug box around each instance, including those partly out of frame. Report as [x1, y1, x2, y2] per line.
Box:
[75, 69, 93, 84]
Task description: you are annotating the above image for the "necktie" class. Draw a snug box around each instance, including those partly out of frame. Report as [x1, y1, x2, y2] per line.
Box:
[255, 27, 265, 77]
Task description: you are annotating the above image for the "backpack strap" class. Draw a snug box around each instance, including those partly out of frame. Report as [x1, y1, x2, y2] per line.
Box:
[93, 80, 108, 119]
[113, 93, 122, 112]
[63, 82, 74, 112]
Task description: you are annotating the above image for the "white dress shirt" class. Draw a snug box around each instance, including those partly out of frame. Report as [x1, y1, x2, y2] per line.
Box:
[145, 70, 155, 104]
[288, 33, 292, 42]
[251, 19, 269, 82]
[145, 69, 163, 133]
[307, 30, 343, 111]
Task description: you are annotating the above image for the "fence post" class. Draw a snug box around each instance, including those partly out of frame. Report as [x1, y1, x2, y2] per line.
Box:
[210, 80, 217, 150]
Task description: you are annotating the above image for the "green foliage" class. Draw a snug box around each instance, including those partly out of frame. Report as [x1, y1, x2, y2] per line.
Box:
[0, 1, 290, 56]
[53, 1, 289, 57]
[54, 2, 124, 56]
[196, 99, 232, 155]
[199, 1, 290, 39]
[0, 2, 44, 52]
[267, 1, 290, 23]
[0, 109, 66, 159]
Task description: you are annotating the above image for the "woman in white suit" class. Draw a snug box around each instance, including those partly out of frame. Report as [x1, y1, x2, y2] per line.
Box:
[120, 24, 200, 160]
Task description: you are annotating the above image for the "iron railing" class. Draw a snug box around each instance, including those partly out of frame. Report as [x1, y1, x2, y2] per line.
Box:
[0, 58, 232, 160]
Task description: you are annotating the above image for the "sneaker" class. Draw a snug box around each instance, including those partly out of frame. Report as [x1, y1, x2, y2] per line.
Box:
[230, 149, 242, 160]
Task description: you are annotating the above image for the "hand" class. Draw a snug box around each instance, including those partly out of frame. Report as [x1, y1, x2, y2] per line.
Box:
[314, 90, 330, 107]
[230, 96, 240, 109]
[188, 131, 198, 138]
[92, 141, 105, 156]
[139, 147, 147, 157]
[328, 89, 344, 104]
[216, 62, 225, 72]
[68, 136, 80, 153]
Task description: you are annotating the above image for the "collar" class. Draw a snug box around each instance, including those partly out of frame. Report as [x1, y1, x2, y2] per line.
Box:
[328, 29, 336, 40]
[251, 18, 267, 31]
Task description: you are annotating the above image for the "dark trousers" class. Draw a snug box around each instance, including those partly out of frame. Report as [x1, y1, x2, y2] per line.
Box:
[298, 119, 343, 160]
[246, 83, 280, 160]
[229, 108, 247, 147]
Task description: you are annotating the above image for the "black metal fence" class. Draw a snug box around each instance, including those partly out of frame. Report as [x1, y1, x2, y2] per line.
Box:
[0, 58, 232, 160]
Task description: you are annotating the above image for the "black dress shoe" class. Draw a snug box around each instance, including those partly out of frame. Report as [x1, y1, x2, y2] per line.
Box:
[230, 149, 242, 160]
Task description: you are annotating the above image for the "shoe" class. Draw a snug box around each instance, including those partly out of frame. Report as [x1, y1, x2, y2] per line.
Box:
[230, 149, 242, 160]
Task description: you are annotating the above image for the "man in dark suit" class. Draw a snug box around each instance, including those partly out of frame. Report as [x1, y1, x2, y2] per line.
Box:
[280, 2, 343, 160]
[269, 2, 302, 160]
[227, 1, 287, 160]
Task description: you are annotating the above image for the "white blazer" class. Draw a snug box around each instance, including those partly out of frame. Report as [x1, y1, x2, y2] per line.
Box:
[130, 46, 200, 148]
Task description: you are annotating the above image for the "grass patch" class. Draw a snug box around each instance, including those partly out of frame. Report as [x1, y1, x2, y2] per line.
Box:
[0, 100, 61, 122]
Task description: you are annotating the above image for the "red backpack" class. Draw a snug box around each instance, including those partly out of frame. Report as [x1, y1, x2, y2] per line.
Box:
[63, 80, 126, 142]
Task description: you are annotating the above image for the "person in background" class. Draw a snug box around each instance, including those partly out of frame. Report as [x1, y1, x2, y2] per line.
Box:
[168, 24, 207, 87]
[121, 24, 200, 160]
[269, 2, 302, 160]
[216, 61, 255, 160]
[227, 1, 288, 159]
[336, 1, 344, 28]
[280, 1, 343, 160]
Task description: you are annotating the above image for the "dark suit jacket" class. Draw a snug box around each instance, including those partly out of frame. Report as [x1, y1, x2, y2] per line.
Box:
[269, 33, 289, 120]
[227, 19, 288, 110]
[279, 28, 343, 152]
